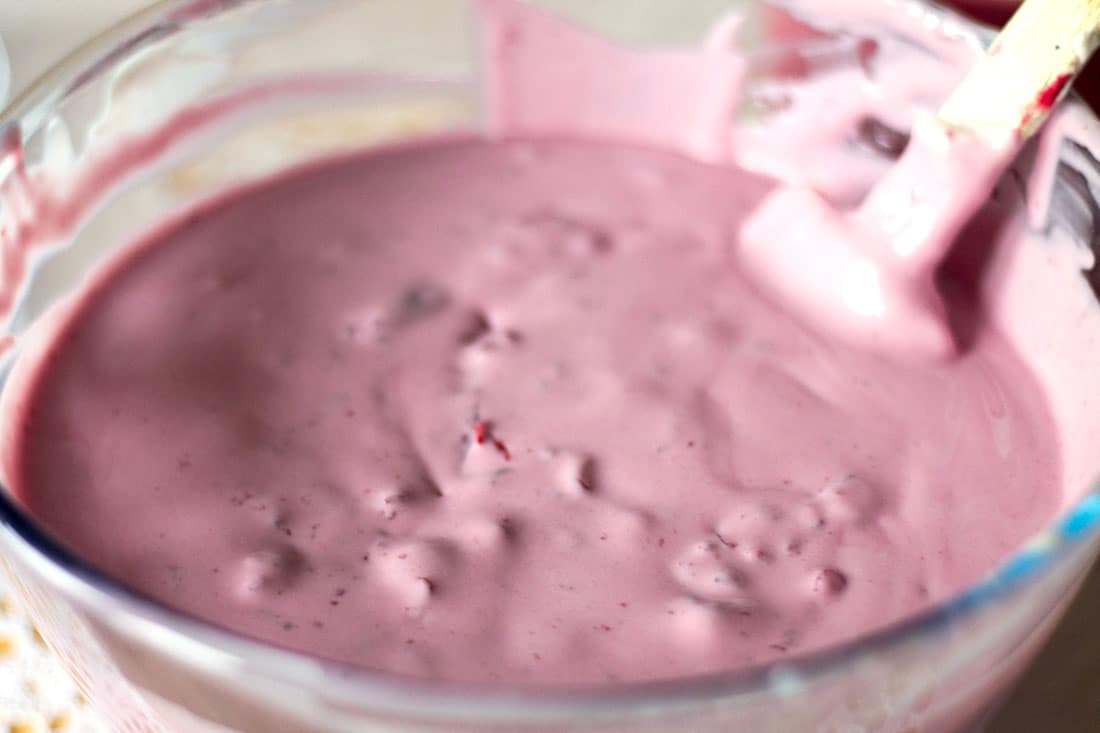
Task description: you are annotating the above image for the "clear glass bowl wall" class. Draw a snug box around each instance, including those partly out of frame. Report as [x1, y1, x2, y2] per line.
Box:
[0, 1, 1097, 732]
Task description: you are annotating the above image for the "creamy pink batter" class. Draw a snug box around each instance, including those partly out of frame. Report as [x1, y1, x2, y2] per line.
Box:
[0, 0, 1072, 692]
[9, 134, 1060, 685]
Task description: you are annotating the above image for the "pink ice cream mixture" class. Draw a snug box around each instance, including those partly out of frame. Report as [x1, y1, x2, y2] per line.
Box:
[0, 0, 1070, 687]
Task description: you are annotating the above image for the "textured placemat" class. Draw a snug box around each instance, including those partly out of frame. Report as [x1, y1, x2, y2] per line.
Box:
[0, 574, 106, 733]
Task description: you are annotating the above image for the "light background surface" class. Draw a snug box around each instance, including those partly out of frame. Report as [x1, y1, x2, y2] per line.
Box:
[0, 1, 1094, 731]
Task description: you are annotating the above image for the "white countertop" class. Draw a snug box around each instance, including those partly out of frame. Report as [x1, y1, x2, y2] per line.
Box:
[0, 2, 1095, 731]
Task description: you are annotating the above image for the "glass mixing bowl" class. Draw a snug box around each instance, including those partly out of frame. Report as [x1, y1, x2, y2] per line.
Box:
[0, 1, 1099, 731]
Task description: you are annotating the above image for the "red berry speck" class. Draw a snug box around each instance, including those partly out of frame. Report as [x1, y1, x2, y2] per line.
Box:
[472, 420, 512, 461]
[1022, 73, 1074, 131]
[1038, 73, 1073, 111]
